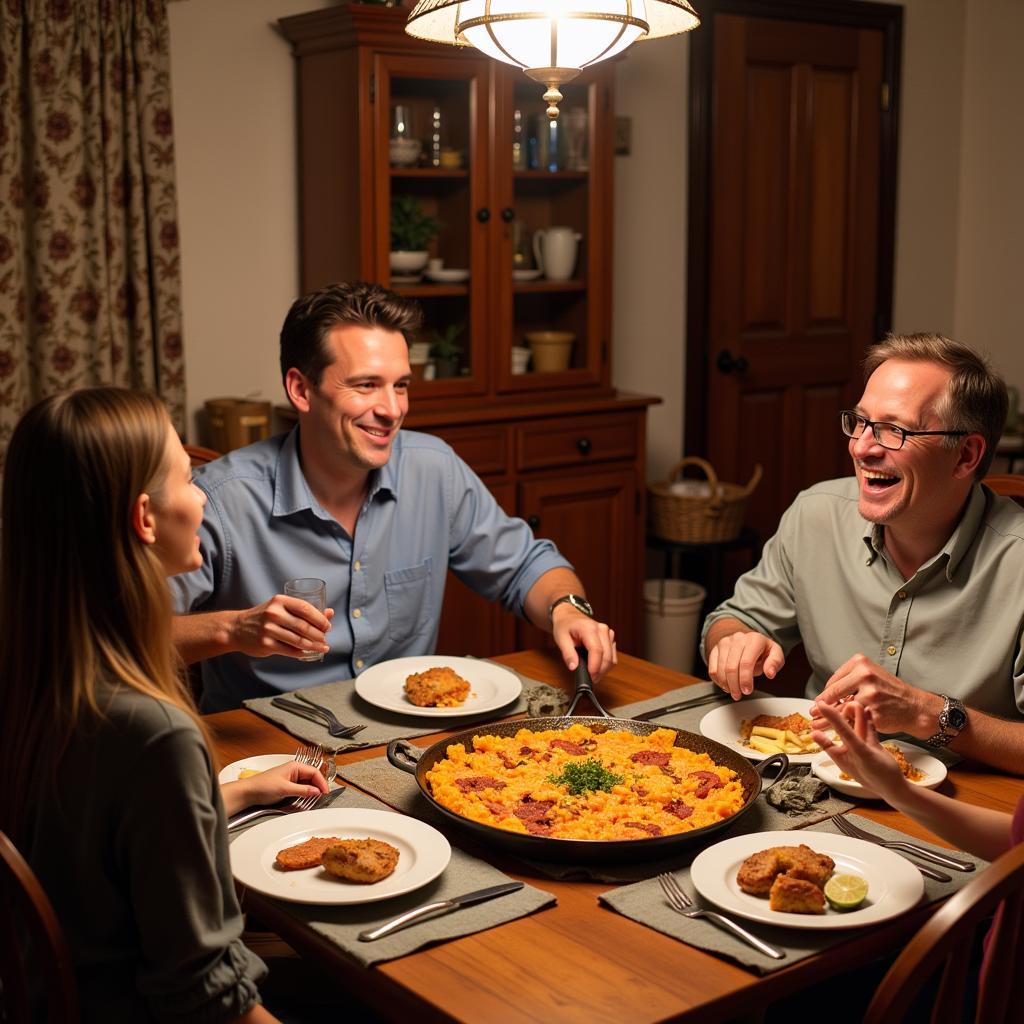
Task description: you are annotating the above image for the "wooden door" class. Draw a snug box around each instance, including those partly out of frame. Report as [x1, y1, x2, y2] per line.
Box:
[517, 467, 638, 656]
[692, 8, 897, 539]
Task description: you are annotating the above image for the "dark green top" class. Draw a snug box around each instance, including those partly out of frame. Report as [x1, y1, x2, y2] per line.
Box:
[26, 686, 266, 1022]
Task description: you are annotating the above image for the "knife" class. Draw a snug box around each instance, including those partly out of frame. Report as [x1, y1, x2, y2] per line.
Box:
[631, 691, 730, 721]
[358, 881, 524, 942]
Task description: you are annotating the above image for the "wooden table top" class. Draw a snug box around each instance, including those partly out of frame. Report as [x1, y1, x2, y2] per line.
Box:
[208, 650, 1024, 1024]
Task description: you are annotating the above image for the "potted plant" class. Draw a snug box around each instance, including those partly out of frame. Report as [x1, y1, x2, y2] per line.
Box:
[430, 322, 464, 378]
[390, 195, 440, 274]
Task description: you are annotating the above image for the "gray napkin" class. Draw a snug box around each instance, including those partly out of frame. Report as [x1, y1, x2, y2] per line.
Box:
[232, 787, 554, 967]
[599, 814, 987, 975]
[336, 752, 855, 885]
[242, 660, 538, 747]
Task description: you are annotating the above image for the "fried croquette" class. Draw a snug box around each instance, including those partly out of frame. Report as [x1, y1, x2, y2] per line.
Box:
[404, 666, 471, 708]
[840, 743, 925, 783]
[736, 844, 836, 914]
[769, 874, 826, 914]
[274, 836, 347, 871]
[322, 838, 400, 883]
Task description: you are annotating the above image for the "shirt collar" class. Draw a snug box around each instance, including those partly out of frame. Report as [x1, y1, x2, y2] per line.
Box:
[271, 426, 400, 518]
[860, 483, 987, 580]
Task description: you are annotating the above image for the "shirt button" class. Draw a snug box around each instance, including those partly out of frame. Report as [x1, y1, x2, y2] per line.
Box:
[353, 608, 362, 619]
[887, 644, 897, 656]
[355, 659, 364, 669]
[354, 560, 361, 571]
[898, 590, 907, 600]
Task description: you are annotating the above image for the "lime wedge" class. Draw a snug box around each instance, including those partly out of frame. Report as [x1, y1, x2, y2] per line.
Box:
[824, 874, 868, 910]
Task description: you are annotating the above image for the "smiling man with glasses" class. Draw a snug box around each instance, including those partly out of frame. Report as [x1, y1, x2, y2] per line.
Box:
[701, 333, 1024, 773]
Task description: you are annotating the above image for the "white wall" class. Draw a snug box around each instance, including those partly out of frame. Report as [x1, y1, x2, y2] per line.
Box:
[953, 0, 1024, 388]
[169, 0, 345, 440]
[169, 1, 1023, 459]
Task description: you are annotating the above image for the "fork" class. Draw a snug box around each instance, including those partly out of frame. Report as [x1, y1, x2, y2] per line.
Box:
[656, 873, 786, 960]
[832, 815, 974, 873]
[226, 788, 336, 832]
[292, 691, 367, 739]
[271, 696, 367, 740]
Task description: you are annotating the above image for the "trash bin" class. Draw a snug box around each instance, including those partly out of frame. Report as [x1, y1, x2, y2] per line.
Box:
[643, 579, 707, 675]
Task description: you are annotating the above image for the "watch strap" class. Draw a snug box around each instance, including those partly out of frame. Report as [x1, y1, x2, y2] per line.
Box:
[548, 594, 593, 623]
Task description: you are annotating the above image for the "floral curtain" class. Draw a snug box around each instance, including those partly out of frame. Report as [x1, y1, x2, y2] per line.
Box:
[0, 0, 185, 458]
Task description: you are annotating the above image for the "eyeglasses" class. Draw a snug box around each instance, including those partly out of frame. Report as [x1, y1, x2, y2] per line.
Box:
[839, 410, 969, 451]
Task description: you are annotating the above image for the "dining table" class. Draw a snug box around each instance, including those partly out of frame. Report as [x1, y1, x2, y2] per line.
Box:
[208, 649, 1024, 1023]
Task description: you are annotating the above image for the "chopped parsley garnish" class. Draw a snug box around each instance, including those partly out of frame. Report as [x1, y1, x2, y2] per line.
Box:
[547, 758, 624, 795]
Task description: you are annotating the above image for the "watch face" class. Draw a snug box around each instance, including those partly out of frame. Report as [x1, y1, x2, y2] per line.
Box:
[570, 595, 594, 616]
[945, 706, 968, 730]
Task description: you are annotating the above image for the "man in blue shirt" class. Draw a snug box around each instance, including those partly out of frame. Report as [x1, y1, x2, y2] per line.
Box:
[172, 282, 616, 711]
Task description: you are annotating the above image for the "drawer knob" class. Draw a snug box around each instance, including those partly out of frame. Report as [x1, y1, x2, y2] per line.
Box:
[527, 514, 541, 530]
[577, 437, 592, 455]
[476, 207, 491, 223]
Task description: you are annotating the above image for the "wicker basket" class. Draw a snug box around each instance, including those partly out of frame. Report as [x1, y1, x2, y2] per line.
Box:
[648, 457, 762, 544]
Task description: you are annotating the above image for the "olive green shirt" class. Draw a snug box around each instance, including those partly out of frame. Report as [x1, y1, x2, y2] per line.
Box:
[26, 687, 266, 1022]
[701, 479, 1024, 719]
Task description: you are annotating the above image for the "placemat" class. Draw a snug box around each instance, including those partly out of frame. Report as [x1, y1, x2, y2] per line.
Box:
[599, 814, 987, 975]
[243, 660, 538, 748]
[337, 754, 855, 884]
[231, 786, 554, 967]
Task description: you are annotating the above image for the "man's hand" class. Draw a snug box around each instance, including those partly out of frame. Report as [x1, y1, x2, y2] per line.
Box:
[810, 654, 940, 737]
[229, 595, 334, 660]
[810, 701, 909, 803]
[707, 630, 784, 700]
[552, 605, 616, 683]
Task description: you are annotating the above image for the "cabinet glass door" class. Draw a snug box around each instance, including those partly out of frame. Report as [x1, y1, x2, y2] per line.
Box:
[495, 66, 612, 392]
[376, 54, 490, 397]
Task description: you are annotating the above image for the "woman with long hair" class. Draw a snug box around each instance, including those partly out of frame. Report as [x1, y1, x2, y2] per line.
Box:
[0, 387, 325, 1022]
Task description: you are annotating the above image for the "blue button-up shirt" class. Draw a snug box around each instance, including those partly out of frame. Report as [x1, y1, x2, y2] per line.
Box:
[172, 428, 571, 710]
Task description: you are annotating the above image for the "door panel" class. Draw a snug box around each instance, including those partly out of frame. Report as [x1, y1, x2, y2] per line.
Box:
[517, 468, 637, 654]
[706, 13, 884, 539]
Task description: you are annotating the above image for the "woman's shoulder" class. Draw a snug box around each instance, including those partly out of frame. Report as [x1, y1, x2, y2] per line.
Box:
[97, 686, 203, 750]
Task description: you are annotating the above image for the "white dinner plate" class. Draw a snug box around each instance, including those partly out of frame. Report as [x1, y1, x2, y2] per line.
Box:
[700, 697, 824, 765]
[229, 808, 451, 905]
[512, 268, 542, 282]
[424, 268, 469, 283]
[689, 829, 924, 930]
[354, 655, 522, 718]
[811, 740, 948, 799]
[218, 753, 293, 785]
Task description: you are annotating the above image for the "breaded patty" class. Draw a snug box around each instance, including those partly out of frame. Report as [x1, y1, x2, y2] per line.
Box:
[769, 874, 826, 914]
[736, 844, 835, 895]
[274, 836, 346, 871]
[404, 666, 471, 708]
[322, 838, 400, 883]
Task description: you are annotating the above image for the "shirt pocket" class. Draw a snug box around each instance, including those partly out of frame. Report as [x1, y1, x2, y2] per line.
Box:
[384, 558, 434, 644]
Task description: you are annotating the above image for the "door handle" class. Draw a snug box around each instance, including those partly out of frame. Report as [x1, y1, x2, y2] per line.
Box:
[527, 514, 541, 530]
[716, 349, 749, 375]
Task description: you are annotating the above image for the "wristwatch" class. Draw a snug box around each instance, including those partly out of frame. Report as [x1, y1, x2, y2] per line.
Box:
[548, 594, 594, 623]
[926, 695, 968, 748]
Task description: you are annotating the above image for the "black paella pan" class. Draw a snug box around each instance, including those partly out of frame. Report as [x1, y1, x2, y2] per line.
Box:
[387, 654, 788, 862]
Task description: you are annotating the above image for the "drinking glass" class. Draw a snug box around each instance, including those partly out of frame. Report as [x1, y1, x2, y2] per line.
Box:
[283, 577, 327, 662]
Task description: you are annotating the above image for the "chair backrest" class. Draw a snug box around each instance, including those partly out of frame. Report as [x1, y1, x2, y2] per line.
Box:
[864, 841, 1024, 1024]
[984, 473, 1024, 504]
[184, 443, 222, 467]
[0, 830, 80, 1023]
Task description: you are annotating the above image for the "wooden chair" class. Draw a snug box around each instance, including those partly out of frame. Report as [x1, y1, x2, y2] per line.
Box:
[0, 830, 80, 1023]
[864, 841, 1024, 1024]
[984, 473, 1024, 505]
[185, 443, 222, 466]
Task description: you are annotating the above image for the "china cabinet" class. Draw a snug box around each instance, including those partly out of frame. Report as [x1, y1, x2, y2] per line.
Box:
[279, 4, 654, 654]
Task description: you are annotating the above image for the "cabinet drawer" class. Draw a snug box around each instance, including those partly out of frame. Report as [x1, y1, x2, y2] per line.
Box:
[515, 413, 638, 471]
[431, 424, 509, 477]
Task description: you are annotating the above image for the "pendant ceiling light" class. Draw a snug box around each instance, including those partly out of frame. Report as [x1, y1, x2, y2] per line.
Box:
[405, 0, 700, 119]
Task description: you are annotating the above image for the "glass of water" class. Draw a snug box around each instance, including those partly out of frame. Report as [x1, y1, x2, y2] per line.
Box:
[283, 577, 327, 662]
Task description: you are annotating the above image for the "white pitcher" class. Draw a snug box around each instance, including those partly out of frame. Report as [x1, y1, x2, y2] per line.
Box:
[533, 226, 582, 282]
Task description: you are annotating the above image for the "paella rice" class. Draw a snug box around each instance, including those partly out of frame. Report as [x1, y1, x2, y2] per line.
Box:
[425, 723, 745, 840]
